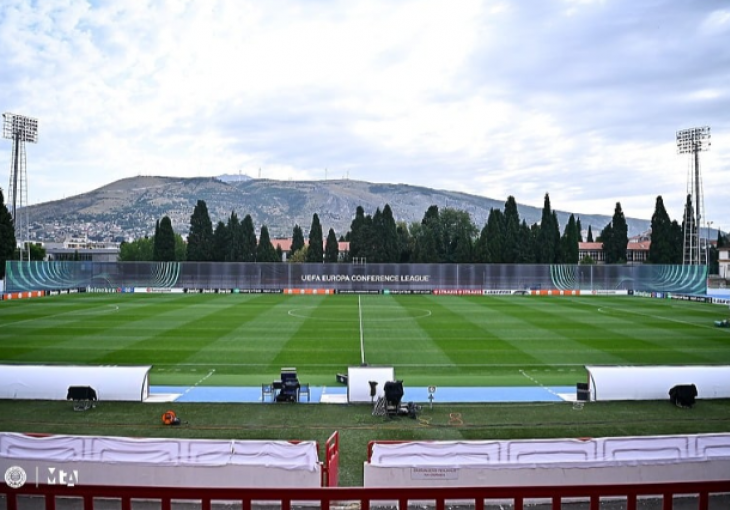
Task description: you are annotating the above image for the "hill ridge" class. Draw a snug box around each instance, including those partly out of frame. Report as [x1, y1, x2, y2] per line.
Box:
[23, 176, 650, 242]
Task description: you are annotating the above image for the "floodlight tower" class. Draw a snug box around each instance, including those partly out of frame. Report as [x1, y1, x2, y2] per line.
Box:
[676, 126, 710, 266]
[3, 112, 38, 259]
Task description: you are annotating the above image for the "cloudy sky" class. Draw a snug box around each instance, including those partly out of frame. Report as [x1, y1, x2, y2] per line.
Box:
[1, 0, 728, 228]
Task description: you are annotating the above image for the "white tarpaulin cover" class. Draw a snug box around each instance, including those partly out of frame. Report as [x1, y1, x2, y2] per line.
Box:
[586, 365, 730, 401]
[0, 433, 319, 471]
[369, 434, 730, 469]
[0, 364, 152, 401]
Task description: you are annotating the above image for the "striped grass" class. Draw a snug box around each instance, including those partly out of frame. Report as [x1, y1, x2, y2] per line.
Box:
[1, 293, 728, 387]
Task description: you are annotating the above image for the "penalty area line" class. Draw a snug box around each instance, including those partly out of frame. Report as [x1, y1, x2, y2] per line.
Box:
[519, 369, 562, 399]
[183, 369, 216, 395]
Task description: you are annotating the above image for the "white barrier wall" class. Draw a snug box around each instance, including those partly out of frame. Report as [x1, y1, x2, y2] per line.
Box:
[0, 433, 322, 488]
[0, 365, 152, 401]
[347, 366, 395, 403]
[586, 365, 730, 401]
[364, 434, 730, 487]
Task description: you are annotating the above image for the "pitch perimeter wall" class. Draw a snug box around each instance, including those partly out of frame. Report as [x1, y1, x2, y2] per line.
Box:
[3, 261, 707, 295]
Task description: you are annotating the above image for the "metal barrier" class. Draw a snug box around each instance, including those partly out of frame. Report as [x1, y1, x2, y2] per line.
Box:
[2, 480, 729, 510]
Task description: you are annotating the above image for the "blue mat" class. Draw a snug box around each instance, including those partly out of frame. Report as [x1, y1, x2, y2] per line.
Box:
[151, 385, 576, 403]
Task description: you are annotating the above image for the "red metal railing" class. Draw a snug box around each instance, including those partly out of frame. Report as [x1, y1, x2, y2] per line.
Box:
[3, 481, 729, 510]
[323, 430, 339, 487]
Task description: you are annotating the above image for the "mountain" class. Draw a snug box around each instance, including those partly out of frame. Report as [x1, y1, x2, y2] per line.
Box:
[24, 176, 650, 243]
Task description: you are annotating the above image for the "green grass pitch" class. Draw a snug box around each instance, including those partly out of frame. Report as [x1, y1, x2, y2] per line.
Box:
[2, 293, 730, 487]
[1, 293, 729, 388]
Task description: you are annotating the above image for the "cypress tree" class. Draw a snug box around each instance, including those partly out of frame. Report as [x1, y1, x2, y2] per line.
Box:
[503, 196, 521, 263]
[187, 200, 213, 261]
[241, 214, 257, 262]
[559, 214, 579, 263]
[484, 208, 505, 263]
[648, 196, 674, 264]
[381, 204, 399, 262]
[256, 225, 279, 262]
[0, 188, 16, 279]
[212, 221, 228, 262]
[603, 202, 628, 264]
[306, 213, 324, 263]
[324, 228, 339, 263]
[291, 224, 305, 257]
[154, 216, 176, 262]
[537, 193, 558, 263]
[587, 225, 594, 243]
[348, 206, 366, 261]
[227, 212, 242, 262]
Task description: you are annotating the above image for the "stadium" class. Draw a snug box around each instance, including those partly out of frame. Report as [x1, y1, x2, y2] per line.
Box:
[2, 260, 730, 507]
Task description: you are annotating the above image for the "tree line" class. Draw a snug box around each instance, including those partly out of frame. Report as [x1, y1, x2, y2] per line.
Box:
[115, 192, 726, 267]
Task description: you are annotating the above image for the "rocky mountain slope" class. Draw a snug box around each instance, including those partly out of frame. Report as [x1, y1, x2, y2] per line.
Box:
[25, 176, 650, 242]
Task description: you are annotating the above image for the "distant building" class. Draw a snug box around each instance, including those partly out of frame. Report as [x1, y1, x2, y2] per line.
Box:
[719, 246, 730, 280]
[44, 236, 120, 262]
[271, 238, 350, 262]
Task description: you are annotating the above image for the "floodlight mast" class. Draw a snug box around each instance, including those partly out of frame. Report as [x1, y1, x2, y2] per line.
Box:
[3, 112, 38, 261]
[676, 126, 710, 266]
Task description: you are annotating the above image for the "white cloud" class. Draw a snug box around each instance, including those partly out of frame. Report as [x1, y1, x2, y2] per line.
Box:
[0, 0, 728, 228]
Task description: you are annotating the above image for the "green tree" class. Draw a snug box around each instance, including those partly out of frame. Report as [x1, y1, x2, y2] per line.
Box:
[0, 188, 16, 279]
[396, 221, 413, 263]
[503, 196, 521, 263]
[212, 221, 228, 262]
[241, 214, 257, 262]
[306, 213, 324, 263]
[413, 205, 444, 263]
[670, 220, 683, 263]
[474, 223, 489, 263]
[154, 216, 177, 262]
[290, 245, 308, 263]
[517, 220, 536, 263]
[291, 224, 305, 257]
[484, 208, 504, 263]
[174, 233, 187, 261]
[119, 237, 154, 261]
[381, 204, 399, 262]
[441, 208, 476, 263]
[256, 225, 279, 262]
[602, 202, 628, 264]
[324, 228, 339, 262]
[227, 212, 242, 262]
[537, 193, 559, 264]
[587, 225, 594, 243]
[648, 196, 675, 264]
[347, 206, 367, 261]
[576, 217, 583, 242]
[187, 200, 214, 261]
[559, 214, 579, 264]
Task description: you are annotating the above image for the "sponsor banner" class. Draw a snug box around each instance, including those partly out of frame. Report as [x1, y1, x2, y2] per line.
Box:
[588, 290, 628, 296]
[383, 289, 432, 295]
[335, 289, 380, 294]
[633, 291, 652, 298]
[531, 289, 583, 296]
[87, 287, 120, 293]
[410, 467, 459, 480]
[283, 288, 336, 295]
[713, 297, 730, 305]
[233, 289, 283, 294]
[483, 289, 519, 295]
[1, 290, 45, 300]
[135, 287, 184, 294]
[433, 289, 483, 295]
[671, 294, 711, 303]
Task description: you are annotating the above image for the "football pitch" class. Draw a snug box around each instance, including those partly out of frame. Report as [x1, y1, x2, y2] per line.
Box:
[1, 293, 729, 389]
